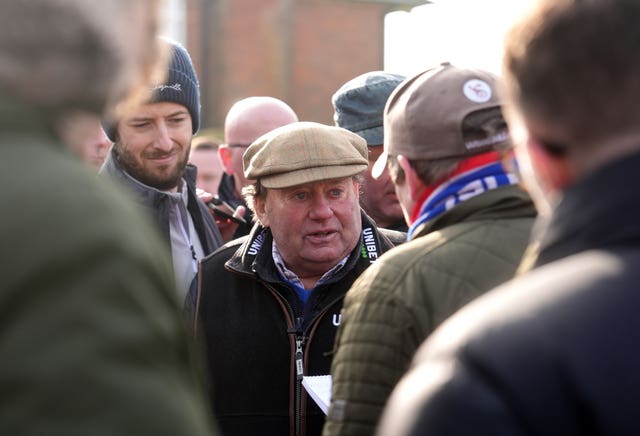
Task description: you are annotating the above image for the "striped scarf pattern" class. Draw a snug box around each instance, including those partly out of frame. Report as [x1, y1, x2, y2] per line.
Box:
[408, 161, 518, 239]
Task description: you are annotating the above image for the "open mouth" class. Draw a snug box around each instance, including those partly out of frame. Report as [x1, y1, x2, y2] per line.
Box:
[306, 230, 337, 242]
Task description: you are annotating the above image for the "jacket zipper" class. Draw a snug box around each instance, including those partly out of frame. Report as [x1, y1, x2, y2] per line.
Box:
[244, 278, 344, 436]
[293, 317, 305, 436]
[261, 283, 305, 436]
[297, 293, 346, 436]
[198, 246, 363, 435]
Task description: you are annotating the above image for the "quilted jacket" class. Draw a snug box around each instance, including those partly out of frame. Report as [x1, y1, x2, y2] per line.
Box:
[323, 184, 536, 436]
[376, 151, 640, 436]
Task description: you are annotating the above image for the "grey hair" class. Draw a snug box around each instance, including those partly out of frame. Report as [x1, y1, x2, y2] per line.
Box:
[241, 182, 264, 224]
[387, 155, 461, 186]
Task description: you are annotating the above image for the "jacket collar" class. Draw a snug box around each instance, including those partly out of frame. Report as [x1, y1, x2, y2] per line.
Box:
[411, 184, 536, 239]
[225, 210, 393, 281]
[535, 151, 640, 267]
[100, 147, 197, 207]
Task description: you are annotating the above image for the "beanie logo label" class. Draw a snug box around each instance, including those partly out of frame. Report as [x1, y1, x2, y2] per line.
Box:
[463, 79, 492, 103]
[153, 83, 182, 93]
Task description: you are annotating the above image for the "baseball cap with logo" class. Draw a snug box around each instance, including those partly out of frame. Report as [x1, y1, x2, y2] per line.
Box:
[372, 62, 509, 178]
[243, 121, 368, 189]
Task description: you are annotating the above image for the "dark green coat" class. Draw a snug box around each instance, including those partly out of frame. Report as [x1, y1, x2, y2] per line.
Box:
[324, 185, 536, 436]
[0, 100, 218, 436]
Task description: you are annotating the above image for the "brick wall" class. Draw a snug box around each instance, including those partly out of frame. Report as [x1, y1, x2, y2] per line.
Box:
[292, 1, 386, 124]
[187, 0, 414, 130]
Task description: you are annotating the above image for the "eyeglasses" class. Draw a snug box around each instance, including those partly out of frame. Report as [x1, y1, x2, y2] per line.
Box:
[225, 143, 251, 149]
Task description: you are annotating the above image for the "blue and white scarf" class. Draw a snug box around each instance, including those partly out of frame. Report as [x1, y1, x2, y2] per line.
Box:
[408, 161, 519, 239]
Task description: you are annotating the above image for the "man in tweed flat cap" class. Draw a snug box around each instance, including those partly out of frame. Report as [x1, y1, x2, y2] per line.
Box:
[192, 121, 403, 436]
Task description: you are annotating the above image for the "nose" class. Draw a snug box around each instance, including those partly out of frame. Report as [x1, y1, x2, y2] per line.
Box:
[377, 166, 391, 184]
[154, 121, 173, 152]
[308, 194, 333, 220]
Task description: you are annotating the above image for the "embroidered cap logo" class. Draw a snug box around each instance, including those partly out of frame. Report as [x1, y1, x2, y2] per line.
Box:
[153, 83, 183, 93]
[463, 79, 492, 103]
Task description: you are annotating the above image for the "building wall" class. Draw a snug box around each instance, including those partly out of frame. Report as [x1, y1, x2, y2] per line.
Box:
[186, 0, 407, 130]
[291, 1, 386, 125]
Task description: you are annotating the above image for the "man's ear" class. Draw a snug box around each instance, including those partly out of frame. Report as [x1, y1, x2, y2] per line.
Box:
[253, 195, 269, 228]
[218, 146, 234, 174]
[526, 138, 573, 191]
[397, 154, 424, 201]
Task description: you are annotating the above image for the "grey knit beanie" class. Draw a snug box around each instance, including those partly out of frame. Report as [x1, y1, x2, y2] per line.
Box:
[103, 37, 200, 141]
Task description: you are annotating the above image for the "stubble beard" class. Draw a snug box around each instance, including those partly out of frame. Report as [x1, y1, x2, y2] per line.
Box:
[115, 142, 189, 191]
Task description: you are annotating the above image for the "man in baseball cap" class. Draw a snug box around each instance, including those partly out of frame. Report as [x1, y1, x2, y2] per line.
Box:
[323, 63, 537, 436]
[192, 121, 402, 436]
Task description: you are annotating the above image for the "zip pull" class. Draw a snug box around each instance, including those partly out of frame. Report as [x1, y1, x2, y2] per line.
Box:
[287, 317, 305, 380]
[295, 337, 304, 380]
[287, 316, 304, 335]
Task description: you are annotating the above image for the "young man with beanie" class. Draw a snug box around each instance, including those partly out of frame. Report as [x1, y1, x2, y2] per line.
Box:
[193, 122, 401, 436]
[100, 37, 223, 301]
[379, 1, 640, 435]
[323, 63, 537, 436]
[332, 71, 408, 233]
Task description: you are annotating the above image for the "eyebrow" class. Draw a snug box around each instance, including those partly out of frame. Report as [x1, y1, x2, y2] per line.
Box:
[165, 110, 190, 118]
[126, 110, 189, 124]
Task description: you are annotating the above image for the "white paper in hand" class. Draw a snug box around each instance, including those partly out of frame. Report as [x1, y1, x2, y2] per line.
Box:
[302, 374, 332, 415]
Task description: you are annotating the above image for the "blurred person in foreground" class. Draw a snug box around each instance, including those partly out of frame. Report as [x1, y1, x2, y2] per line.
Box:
[332, 71, 408, 233]
[193, 122, 402, 436]
[0, 0, 218, 435]
[216, 96, 299, 240]
[100, 37, 223, 301]
[324, 63, 536, 436]
[377, 1, 640, 435]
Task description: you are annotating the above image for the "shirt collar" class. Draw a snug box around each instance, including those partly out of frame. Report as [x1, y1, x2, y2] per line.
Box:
[271, 240, 349, 290]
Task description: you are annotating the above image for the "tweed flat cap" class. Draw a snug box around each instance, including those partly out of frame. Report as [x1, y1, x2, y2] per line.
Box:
[243, 121, 368, 189]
